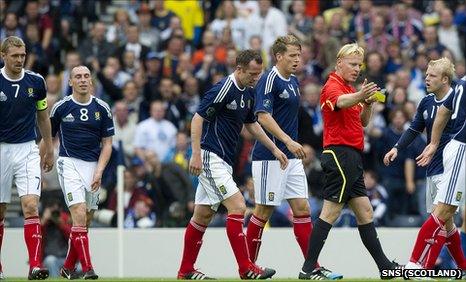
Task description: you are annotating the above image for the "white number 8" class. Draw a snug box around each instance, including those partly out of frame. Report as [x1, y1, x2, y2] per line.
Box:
[80, 108, 89, 121]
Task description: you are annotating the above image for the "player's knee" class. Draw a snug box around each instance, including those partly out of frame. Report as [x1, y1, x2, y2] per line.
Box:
[228, 203, 247, 215]
[290, 200, 310, 216]
[0, 204, 7, 219]
[21, 200, 39, 218]
[433, 204, 456, 222]
[253, 204, 274, 220]
[320, 207, 341, 224]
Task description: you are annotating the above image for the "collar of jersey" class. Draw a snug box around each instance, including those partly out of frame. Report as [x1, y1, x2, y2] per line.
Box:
[229, 73, 245, 91]
[1, 67, 24, 82]
[71, 95, 93, 106]
[433, 87, 453, 103]
[272, 66, 290, 81]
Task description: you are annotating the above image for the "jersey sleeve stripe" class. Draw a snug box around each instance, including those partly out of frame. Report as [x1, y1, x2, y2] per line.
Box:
[25, 70, 47, 87]
[50, 96, 71, 117]
[213, 78, 232, 103]
[264, 70, 277, 95]
[95, 97, 112, 117]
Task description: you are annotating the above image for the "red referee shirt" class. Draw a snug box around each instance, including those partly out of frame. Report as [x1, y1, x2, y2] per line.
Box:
[320, 72, 365, 151]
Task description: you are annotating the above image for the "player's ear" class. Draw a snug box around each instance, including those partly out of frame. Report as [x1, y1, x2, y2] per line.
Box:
[68, 79, 72, 87]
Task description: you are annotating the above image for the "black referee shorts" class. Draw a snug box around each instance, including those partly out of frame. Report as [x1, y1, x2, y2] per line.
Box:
[321, 145, 367, 203]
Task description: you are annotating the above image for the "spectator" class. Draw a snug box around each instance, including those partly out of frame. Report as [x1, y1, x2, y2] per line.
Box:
[364, 15, 394, 58]
[287, 0, 313, 42]
[60, 51, 81, 96]
[0, 12, 23, 40]
[438, 8, 464, 62]
[164, 0, 204, 46]
[113, 101, 137, 159]
[137, 3, 160, 51]
[298, 83, 323, 150]
[387, 2, 423, 48]
[246, 0, 287, 52]
[20, 0, 53, 52]
[78, 21, 116, 68]
[106, 8, 131, 45]
[133, 100, 177, 163]
[151, 0, 176, 33]
[124, 195, 157, 228]
[115, 25, 150, 65]
[156, 77, 188, 130]
[41, 199, 72, 277]
[364, 170, 389, 226]
[210, 0, 248, 50]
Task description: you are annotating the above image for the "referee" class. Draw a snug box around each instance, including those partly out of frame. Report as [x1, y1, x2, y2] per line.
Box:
[299, 43, 401, 280]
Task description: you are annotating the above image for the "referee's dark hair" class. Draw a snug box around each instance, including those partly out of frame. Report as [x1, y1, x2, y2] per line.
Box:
[236, 49, 263, 68]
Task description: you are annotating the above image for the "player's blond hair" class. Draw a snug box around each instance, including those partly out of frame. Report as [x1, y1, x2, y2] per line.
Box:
[271, 34, 301, 57]
[0, 36, 25, 54]
[428, 57, 455, 83]
[336, 43, 364, 60]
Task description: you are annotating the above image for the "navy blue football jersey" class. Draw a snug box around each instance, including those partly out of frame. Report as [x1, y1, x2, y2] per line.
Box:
[0, 68, 47, 143]
[197, 74, 256, 166]
[445, 77, 466, 143]
[50, 95, 114, 162]
[252, 66, 300, 160]
[410, 89, 456, 176]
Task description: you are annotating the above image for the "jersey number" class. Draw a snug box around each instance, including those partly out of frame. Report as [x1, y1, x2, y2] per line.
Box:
[80, 108, 89, 121]
[12, 84, 20, 98]
[452, 84, 463, 120]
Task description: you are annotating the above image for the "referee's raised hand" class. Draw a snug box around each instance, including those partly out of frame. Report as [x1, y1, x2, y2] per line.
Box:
[359, 79, 379, 99]
[285, 140, 306, 159]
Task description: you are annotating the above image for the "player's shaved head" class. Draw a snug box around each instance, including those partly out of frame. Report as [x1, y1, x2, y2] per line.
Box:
[71, 65, 91, 77]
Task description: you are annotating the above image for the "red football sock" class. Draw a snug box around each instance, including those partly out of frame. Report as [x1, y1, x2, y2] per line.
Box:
[71, 226, 93, 272]
[24, 216, 43, 269]
[0, 218, 4, 272]
[226, 214, 251, 273]
[63, 233, 78, 270]
[424, 227, 447, 269]
[246, 215, 266, 263]
[446, 228, 466, 270]
[293, 215, 312, 257]
[293, 215, 321, 268]
[179, 220, 207, 274]
[410, 214, 445, 264]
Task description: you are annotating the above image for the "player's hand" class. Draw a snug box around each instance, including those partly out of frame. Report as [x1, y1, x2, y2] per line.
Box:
[272, 148, 288, 170]
[406, 181, 415, 194]
[359, 79, 379, 100]
[416, 143, 438, 167]
[383, 148, 398, 166]
[189, 153, 203, 176]
[91, 172, 102, 192]
[41, 150, 54, 172]
[285, 140, 306, 159]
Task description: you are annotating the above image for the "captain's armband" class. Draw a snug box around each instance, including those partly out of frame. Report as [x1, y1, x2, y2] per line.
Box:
[36, 98, 48, 111]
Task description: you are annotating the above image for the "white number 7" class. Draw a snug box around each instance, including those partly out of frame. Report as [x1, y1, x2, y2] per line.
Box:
[12, 84, 20, 98]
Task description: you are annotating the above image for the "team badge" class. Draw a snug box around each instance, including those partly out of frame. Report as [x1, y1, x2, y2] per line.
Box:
[67, 192, 73, 202]
[456, 192, 462, 201]
[28, 88, 34, 97]
[268, 192, 275, 202]
[95, 111, 101, 120]
[263, 99, 272, 109]
[218, 185, 227, 195]
[206, 107, 216, 117]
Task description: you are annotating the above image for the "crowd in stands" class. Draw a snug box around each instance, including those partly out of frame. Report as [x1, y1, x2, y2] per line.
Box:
[1, 0, 465, 229]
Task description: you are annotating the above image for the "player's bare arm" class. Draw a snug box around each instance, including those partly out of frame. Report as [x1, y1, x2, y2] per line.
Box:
[416, 105, 451, 167]
[244, 122, 288, 170]
[91, 136, 112, 191]
[37, 109, 54, 172]
[256, 112, 305, 159]
[189, 113, 203, 176]
[383, 148, 398, 166]
[336, 79, 379, 109]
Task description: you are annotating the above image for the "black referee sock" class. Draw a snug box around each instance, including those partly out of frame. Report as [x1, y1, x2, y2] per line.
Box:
[358, 222, 393, 271]
[302, 218, 332, 273]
